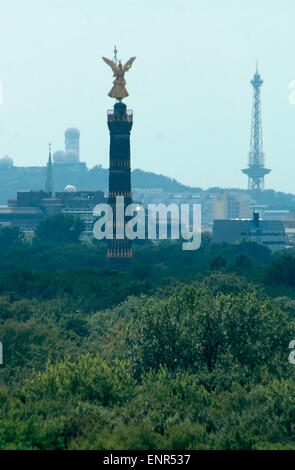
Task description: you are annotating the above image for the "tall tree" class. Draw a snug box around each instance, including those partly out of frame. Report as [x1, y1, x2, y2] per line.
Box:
[34, 214, 85, 244]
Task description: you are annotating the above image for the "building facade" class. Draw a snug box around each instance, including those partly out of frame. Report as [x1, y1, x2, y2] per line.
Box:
[213, 191, 255, 220]
[213, 212, 286, 250]
[0, 188, 106, 234]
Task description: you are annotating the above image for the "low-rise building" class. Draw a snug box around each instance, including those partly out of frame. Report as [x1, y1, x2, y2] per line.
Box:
[0, 187, 106, 233]
[213, 212, 286, 250]
[213, 191, 255, 220]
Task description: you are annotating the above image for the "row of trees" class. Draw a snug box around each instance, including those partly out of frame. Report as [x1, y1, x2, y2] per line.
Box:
[0, 214, 85, 247]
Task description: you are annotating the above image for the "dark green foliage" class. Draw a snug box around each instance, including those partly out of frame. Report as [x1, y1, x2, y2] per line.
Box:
[210, 255, 226, 270]
[125, 286, 294, 377]
[235, 253, 252, 270]
[34, 213, 85, 244]
[1, 239, 295, 449]
[266, 253, 295, 287]
[0, 226, 24, 248]
[200, 272, 260, 296]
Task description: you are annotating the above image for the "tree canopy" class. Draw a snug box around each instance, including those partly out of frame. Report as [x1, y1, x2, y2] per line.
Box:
[0, 238, 295, 449]
[34, 213, 85, 244]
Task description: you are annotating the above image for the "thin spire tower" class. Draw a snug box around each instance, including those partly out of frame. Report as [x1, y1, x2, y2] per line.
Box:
[242, 64, 271, 191]
[45, 142, 55, 197]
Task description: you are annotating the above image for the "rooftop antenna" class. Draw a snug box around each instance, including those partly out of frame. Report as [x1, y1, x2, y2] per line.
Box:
[45, 141, 55, 197]
[113, 45, 118, 65]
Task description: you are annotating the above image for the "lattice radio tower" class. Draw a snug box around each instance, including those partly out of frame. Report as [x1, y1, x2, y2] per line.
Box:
[242, 63, 271, 191]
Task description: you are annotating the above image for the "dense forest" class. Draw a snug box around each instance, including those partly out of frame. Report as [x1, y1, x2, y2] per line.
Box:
[1, 217, 295, 449]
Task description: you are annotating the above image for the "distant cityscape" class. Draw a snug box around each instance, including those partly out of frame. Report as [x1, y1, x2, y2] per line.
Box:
[0, 66, 295, 252]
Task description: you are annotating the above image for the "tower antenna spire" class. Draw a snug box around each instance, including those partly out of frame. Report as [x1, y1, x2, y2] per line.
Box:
[45, 141, 55, 197]
[242, 64, 271, 191]
[113, 45, 118, 65]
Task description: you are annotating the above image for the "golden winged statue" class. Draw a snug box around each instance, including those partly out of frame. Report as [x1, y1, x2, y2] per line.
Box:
[103, 52, 136, 101]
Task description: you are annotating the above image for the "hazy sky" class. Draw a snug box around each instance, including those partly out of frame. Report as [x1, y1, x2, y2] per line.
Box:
[0, 0, 295, 192]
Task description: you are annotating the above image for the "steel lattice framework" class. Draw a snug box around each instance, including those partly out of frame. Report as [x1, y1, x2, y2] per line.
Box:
[242, 65, 271, 191]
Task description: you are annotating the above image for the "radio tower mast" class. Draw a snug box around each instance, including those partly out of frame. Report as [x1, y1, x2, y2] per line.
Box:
[242, 63, 271, 191]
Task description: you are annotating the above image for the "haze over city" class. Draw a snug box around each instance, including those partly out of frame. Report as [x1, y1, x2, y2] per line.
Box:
[0, 0, 295, 192]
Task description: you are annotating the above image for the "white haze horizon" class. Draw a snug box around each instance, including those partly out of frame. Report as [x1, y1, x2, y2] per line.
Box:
[0, 0, 295, 193]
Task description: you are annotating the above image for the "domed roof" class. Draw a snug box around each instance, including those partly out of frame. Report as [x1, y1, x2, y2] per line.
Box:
[0, 155, 14, 168]
[64, 184, 77, 193]
[65, 127, 80, 137]
[53, 150, 66, 163]
[64, 149, 79, 163]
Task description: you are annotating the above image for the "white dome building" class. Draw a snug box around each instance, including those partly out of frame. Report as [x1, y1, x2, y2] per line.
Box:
[65, 127, 80, 161]
[64, 149, 79, 163]
[0, 155, 14, 168]
[53, 150, 66, 163]
[64, 184, 77, 193]
[65, 127, 80, 138]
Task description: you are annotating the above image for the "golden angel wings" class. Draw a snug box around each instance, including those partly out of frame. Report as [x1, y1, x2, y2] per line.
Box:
[102, 56, 136, 76]
[102, 56, 136, 100]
